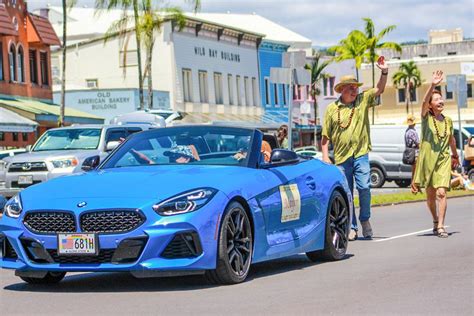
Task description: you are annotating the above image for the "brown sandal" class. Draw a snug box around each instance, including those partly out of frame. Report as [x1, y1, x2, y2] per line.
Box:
[437, 227, 448, 238]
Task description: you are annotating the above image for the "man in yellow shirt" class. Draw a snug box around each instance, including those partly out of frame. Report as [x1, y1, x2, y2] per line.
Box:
[321, 56, 388, 241]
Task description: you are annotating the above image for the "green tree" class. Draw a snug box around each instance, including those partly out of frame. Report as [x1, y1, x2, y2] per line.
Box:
[361, 18, 401, 123]
[59, 0, 77, 127]
[392, 61, 422, 115]
[95, 0, 145, 110]
[304, 50, 330, 125]
[328, 30, 367, 81]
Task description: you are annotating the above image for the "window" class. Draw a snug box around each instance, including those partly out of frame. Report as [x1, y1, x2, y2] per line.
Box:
[323, 77, 336, 96]
[17, 45, 24, 82]
[264, 78, 270, 105]
[22, 132, 28, 141]
[40, 52, 49, 85]
[214, 72, 223, 104]
[282, 84, 287, 105]
[445, 86, 453, 100]
[398, 87, 417, 103]
[12, 132, 18, 141]
[329, 77, 335, 96]
[182, 69, 192, 102]
[29, 49, 38, 84]
[119, 50, 138, 67]
[419, 54, 428, 58]
[86, 79, 98, 88]
[468, 83, 473, 98]
[447, 52, 457, 56]
[227, 74, 234, 105]
[0, 43, 3, 81]
[198, 71, 209, 103]
[244, 76, 251, 106]
[9, 44, 16, 81]
[236, 75, 242, 106]
[0, 132, 4, 141]
[252, 78, 258, 106]
[273, 83, 279, 105]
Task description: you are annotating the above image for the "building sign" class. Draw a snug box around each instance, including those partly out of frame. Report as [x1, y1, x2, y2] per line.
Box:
[194, 46, 241, 62]
[53, 89, 170, 122]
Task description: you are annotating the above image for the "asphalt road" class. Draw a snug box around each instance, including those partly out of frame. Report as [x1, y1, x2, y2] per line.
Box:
[1, 196, 473, 315]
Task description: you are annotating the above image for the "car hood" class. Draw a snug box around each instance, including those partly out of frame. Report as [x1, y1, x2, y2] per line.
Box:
[21, 165, 265, 201]
[3, 150, 101, 163]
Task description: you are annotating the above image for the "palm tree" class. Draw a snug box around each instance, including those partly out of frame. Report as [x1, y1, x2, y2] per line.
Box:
[95, 0, 145, 110]
[59, 0, 77, 127]
[392, 61, 422, 115]
[141, 1, 187, 109]
[328, 30, 366, 81]
[304, 51, 330, 125]
[361, 18, 401, 123]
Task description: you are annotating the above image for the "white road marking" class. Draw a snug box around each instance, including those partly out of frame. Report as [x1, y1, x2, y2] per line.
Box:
[374, 226, 450, 242]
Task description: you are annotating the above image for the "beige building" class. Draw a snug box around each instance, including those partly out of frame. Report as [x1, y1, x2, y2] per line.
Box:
[360, 29, 474, 124]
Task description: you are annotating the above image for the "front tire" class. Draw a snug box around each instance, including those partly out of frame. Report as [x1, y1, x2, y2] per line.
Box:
[370, 166, 385, 188]
[206, 202, 253, 285]
[395, 179, 411, 188]
[20, 272, 66, 284]
[306, 191, 349, 262]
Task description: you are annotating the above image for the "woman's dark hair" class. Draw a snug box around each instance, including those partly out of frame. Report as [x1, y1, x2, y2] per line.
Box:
[429, 89, 442, 104]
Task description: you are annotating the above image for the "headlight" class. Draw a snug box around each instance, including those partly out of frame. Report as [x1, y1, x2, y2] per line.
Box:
[4, 194, 23, 218]
[49, 157, 78, 169]
[153, 188, 217, 216]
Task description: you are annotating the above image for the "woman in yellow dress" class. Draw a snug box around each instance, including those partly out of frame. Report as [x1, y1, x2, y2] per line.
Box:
[412, 70, 460, 238]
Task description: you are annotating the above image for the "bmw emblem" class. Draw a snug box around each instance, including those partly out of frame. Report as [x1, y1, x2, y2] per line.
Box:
[77, 201, 87, 208]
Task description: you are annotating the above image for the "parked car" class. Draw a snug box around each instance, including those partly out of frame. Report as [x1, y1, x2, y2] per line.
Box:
[0, 149, 29, 195]
[294, 146, 323, 160]
[1, 124, 152, 198]
[369, 124, 471, 188]
[0, 125, 352, 284]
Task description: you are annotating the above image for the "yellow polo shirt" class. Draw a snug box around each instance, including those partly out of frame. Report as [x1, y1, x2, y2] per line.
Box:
[322, 88, 378, 164]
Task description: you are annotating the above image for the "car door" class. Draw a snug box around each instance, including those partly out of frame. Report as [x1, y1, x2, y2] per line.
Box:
[256, 161, 321, 247]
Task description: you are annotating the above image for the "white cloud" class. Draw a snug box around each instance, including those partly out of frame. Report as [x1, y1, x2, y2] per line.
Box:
[28, 0, 474, 46]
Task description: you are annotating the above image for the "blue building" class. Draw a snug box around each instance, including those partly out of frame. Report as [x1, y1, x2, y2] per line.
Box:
[258, 41, 291, 125]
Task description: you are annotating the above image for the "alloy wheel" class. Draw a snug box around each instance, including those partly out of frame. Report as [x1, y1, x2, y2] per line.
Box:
[328, 195, 349, 254]
[224, 207, 252, 276]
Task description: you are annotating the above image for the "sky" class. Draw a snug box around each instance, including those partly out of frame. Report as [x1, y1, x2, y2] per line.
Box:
[26, 0, 474, 47]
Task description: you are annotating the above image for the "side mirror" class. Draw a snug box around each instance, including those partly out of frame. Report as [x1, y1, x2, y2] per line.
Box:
[81, 155, 100, 171]
[106, 141, 121, 152]
[26, 145, 32, 152]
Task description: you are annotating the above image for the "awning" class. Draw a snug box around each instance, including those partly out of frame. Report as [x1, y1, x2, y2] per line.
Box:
[28, 14, 61, 46]
[178, 112, 262, 124]
[0, 98, 105, 125]
[0, 108, 38, 133]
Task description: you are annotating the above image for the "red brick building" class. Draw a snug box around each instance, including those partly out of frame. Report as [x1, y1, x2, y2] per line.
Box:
[0, 0, 60, 100]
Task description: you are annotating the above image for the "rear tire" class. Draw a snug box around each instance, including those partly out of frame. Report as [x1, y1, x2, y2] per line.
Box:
[306, 191, 349, 262]
[205, 202, 253, 285]
[370, 166, 385, 188]
[468, 168, 474, 182]
[20, 272, 66, 284]
[395, 179, 411, 188]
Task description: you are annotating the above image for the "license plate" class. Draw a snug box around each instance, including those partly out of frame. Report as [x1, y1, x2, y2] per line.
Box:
[18, 175, 33, 185]
[58, 233, 98, 255]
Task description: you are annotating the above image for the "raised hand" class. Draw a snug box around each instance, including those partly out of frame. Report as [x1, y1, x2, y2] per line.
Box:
[432, 70, 443, 86]
[375, 56, 388, 72]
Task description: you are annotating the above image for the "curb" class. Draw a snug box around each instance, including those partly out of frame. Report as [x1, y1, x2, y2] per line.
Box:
[369, 193, 474, 208]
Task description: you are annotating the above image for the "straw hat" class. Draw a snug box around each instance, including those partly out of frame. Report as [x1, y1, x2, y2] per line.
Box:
[406, 114, 417, 125]
[334, 75, 364, 93]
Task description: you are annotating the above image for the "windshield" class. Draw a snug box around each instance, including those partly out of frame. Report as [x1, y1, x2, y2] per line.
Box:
[33, 128, 102, 151]
[101, 126, 254, 168]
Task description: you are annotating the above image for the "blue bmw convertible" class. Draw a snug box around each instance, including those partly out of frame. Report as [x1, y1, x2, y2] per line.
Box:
[1, 125, 352, 284]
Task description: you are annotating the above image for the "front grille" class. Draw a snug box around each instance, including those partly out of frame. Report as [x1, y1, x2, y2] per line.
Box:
[11, 180, 42, 189]
[80, 210, 144, 233]
[47, 249, 115, 264]
[23, 212, 76, 234]
[161, 232, 202, 259]
[8, 162, 48, 173]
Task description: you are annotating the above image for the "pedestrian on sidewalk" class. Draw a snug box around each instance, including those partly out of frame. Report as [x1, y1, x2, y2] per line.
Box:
[412, 70, 460, 238]
[321, 56, 389, 241]
[403, 115, 420, 181]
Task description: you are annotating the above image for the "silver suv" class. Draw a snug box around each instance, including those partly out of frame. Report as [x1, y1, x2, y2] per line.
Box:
[1, 124, 149, 198]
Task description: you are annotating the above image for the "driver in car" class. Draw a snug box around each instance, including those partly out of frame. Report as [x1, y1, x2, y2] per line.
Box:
[164, 145, 198, 164]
